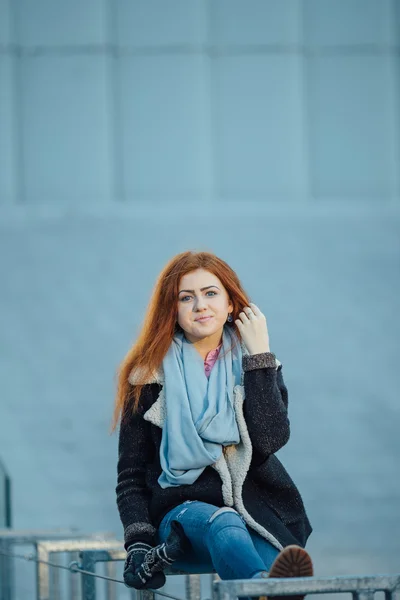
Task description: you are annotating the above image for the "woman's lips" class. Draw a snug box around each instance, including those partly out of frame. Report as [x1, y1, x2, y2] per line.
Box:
[196, 316, 213, 322]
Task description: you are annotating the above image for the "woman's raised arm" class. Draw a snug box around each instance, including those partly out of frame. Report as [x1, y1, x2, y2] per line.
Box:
[242, 353, 290, 463]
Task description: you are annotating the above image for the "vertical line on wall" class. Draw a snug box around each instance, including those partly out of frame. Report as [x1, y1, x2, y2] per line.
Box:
[105, 0, 124, 203]
[299, 0, 313, 206]
[9, 0, 25, 204]
[204, 0, 217, 206]
[387, 0, 400, 208]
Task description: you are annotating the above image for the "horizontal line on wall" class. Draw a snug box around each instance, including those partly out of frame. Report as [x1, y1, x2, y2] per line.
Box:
[0, 43, 399, 58]
[0, 199, 399, 226]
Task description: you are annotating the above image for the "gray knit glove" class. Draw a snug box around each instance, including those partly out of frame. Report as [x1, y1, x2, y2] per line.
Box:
[123, 541, 166, 589]
[124, 520, 190, 590]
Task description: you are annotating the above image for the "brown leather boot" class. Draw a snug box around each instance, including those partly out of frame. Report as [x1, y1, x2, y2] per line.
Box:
[259, 545, 313, 600]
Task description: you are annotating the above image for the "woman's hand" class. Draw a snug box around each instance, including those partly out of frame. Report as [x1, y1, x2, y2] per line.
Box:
[123, 542, 166, 590]
[123, 521, 190, 590]
[235, 302, 271, 355]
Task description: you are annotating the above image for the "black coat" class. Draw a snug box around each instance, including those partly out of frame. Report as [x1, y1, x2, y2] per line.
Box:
[116, 349, 312, 551]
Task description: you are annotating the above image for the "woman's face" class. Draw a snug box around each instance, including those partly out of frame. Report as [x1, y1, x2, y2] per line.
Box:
[176, 268, 233, 343]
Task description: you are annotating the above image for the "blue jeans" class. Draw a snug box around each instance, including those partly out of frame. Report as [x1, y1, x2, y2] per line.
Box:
[156, 500, 280, 582]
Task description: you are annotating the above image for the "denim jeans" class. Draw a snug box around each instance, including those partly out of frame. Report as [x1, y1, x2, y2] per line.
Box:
[156, 500, 280, 585]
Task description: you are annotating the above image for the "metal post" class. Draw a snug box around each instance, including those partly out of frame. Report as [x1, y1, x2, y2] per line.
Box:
[0, 460, 12, 529]
[353, 594, 375, 600]
[4, 477, 11, 528]
[104, 560, 117, 600]
[49, 552, 62, 600]
[0, 539, 14, 600]
[80, 551, 97, 600]
[36, 543, 51, 600]
[212, 573, 220, 600]
[68, 551, 81, 600]
[186, 574, 201, 600]
[136, 590, 155, 600]
[0, 458, 13, 599]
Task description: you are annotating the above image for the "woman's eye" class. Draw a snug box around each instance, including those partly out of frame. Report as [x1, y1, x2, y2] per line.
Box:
[180, 291, 217, 302]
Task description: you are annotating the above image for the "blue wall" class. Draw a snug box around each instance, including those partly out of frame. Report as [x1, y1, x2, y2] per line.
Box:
[0, 1, 399, 596]
[1, 0, 399, 207]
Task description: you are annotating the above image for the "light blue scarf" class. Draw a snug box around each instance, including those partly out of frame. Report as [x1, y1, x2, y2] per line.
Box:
[158, 325, 242, 489]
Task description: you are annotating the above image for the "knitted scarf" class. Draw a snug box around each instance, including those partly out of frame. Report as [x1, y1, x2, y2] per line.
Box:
[158, 325, 242, 488]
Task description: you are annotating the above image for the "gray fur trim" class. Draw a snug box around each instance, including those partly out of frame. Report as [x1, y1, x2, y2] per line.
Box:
[243, 352, 281, 371]
[226, 384, 283, 551]
[125, 522, 157, 540]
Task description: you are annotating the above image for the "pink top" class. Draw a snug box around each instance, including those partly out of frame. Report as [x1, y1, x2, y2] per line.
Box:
[204, 343, 222, 378]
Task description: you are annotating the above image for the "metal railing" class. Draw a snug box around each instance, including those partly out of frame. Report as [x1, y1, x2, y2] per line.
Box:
[214, 573, 400, 600]
[76, 547, 400, 600]
[1, 534, 217, 600]
[1, 530, 399, 600]
[0, 529, 114, 600]
[35, 538, 124, 600]
[78, 545, 219, 600]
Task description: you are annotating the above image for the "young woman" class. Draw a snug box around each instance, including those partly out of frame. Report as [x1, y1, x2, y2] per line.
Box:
[112, 251, 313, 598]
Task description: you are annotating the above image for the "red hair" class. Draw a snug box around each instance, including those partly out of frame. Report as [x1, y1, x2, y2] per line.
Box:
[110, 250, 251, 431]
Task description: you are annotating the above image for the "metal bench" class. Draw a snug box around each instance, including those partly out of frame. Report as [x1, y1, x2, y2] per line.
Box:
[78, 545, 219, 600]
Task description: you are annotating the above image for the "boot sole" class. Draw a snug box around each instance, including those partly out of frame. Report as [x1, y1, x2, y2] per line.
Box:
[259, 545, 313, 600]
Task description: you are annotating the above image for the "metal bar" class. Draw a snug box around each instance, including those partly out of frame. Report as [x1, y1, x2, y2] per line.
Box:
[136, 590, 155, 600]
[215, 579, 232, 600]
[353, 593, 375, 600]
[214, 574, 400, 598]
[0, 460, 12, 530]
[68, 551, 80, 600]
[0, 539, 14, 600]
[36, 542, 51, 600]
[186, 574, 201, 600]
[0, 539, 5, 600]
[80, 551, 97, 600]
[212, 573, 220, 600]
[104, 560, 117, 600]
[37, 539, 122, 554]
[4, 476, 12, 528]
[49, 552, 62, 600]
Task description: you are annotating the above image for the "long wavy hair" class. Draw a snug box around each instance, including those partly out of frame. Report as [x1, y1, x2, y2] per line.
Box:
[110, 250, 251, 431]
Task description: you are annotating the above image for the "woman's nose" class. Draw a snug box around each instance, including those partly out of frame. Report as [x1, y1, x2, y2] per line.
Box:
[194, 297, 208, 310]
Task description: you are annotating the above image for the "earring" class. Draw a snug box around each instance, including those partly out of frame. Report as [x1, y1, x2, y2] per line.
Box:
[227, 313, 233, 322]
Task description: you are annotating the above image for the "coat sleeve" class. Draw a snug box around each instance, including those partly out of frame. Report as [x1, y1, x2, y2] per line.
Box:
[242, 352, 290, 465]
[115, 384, 157, 550]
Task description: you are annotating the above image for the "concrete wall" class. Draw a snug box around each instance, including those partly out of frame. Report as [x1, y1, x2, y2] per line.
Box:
[0, 1, 399, 597]
[0, 0, 399, 210]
